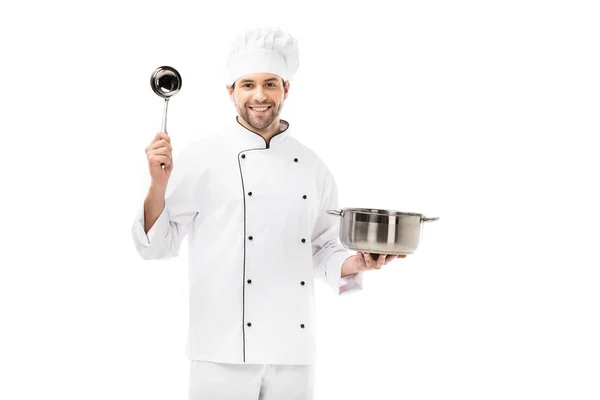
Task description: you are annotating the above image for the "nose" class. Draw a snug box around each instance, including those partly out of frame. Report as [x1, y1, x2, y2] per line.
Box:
[252, 86, 268, 102]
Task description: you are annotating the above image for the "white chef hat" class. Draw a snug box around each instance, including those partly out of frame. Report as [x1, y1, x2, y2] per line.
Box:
[226, 27, 299, 84]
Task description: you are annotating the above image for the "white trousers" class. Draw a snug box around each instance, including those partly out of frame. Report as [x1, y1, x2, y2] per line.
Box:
[189, 360, 315, 400]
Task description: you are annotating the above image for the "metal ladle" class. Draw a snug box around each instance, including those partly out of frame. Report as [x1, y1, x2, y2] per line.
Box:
[150, 66, 182, 169]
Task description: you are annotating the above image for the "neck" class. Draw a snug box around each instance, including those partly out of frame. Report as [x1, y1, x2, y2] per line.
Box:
[236, 116, 281, 141]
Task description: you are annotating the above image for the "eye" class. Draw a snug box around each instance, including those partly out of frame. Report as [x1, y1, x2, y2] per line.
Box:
[243, 83, 253, 88]
[267, 82, 276, 87]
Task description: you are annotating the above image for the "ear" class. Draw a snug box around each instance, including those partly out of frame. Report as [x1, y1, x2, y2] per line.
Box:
[226, 85, 234, 101]
[283, 81, 290, 100]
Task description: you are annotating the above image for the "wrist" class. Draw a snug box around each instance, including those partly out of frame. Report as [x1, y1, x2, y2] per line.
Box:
[149, 182, 167, 196]
[341, 255, 359, 277]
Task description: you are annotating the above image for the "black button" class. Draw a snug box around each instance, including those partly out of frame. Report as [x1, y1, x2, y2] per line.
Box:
[247, 322, 252, 327]
[301, 281, 305, 285]
[302, 195, 307, 199]
[241, 154, 246, 158]
[294, 158, 298, 162]
[300, 324, 305, 328]
[247, 279, 252, 284]
[249, 236, 253, 240]
[248, 192, 252, 196]
[301, 238, 306, 243]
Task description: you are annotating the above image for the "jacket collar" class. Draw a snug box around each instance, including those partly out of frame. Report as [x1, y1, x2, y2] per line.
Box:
[233, 116, 291, 149]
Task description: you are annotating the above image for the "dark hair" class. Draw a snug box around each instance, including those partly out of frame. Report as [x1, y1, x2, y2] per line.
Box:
[232, 78, 286, 90]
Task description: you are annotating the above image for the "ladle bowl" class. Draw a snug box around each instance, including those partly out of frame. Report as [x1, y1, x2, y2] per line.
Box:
[151, 66, 182, 98]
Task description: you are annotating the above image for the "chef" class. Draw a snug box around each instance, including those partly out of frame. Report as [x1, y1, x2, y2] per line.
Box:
[131, 27, 406, 400]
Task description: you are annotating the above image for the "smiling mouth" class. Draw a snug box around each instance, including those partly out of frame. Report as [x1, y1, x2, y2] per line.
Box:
[249, 106, 271, 112]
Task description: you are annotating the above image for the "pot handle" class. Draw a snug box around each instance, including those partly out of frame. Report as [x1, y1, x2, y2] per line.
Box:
[421, 216, 439, 222]
[326, 209, 343, 217]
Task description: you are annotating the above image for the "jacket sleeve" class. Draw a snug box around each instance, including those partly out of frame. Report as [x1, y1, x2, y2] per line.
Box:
[311, 168, 364, 295]
[131, 142, 201, 260]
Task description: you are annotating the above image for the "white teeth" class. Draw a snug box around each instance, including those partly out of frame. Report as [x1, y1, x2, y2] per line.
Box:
[251, 107, 269, 111]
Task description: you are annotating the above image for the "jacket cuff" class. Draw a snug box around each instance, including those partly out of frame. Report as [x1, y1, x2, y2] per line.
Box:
[133, 204, 169, 247]
[325, 251, 365, 296]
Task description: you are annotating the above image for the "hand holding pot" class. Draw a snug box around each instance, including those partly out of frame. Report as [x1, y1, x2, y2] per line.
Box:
[353, 252, 407, 272]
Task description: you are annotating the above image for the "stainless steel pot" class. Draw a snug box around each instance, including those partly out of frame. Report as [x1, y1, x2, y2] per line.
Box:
[326, 208, 439, 256]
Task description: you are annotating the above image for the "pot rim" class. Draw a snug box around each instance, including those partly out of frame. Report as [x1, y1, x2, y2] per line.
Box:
[342, 208, 423, 217]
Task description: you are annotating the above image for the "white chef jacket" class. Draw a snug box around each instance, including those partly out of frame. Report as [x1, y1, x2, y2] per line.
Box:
[131, 116, 364, 365]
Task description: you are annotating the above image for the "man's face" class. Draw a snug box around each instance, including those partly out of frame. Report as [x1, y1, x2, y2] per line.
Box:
[227, 73, 289, 131]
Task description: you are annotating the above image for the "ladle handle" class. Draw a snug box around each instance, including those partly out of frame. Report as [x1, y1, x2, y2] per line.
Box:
[160, 98, 170, 170]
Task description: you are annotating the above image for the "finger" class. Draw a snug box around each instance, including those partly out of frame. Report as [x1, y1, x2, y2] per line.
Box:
[357, 252, 366, 270]
[151, 155, 171, 167]
[152, 132, 163, 143]
[150, 133, 170, 147]
[362, 252, 375, 269]
[150, 147, 172, 158]
[156, 132, 171, 143]
[368, 253, 382, 269]
[396, 255, 407, 258]
[152, 139, 173, 150]
[384, 254, 396, 265]
[148, 139, 173, 152]
[376, 254, 385, 268]
[146, 148, 172, 163]
[150, 143, 172, 154]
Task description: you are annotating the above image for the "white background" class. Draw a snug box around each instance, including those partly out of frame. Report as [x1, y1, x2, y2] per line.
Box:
[1, 0, 599, 399]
